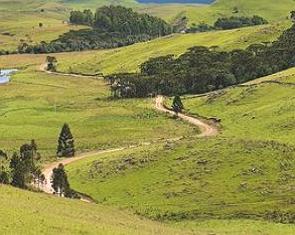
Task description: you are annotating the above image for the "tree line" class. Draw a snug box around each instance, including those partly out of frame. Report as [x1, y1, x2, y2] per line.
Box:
[17, 6, 173, 54]
[186, 15, 268, 33]
[0, 123, 77, 198]
[106, 18, 295, 98]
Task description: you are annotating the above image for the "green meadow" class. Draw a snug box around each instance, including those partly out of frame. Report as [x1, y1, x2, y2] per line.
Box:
[1, 0, 295, 234]
[0, 185, 195, 235]
[66, 69, 295, 228]
[56, 21, 290, 75]
[0, 64, 194, 158]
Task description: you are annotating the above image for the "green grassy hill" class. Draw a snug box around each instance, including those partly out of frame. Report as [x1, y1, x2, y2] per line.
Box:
[0, 61, 194, 158]
[180, 0, 295, 25]
[0, 0, 294, 51]
[0, 185, 195, 235]
[56, 21, 290, 75]
[65, 68, 295, 230]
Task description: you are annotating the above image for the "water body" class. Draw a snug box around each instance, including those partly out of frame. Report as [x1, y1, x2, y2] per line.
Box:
[137, 0, 214, 4]
[0, 69, 18, 84]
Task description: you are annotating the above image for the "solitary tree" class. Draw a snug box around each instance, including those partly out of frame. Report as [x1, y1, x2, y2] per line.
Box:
[46, 56, 57, 71]
[57, 123, 75, 158]
[172, 95, 184, 114]
[51, 163, 70, 196]
[291, 11, 295, 22]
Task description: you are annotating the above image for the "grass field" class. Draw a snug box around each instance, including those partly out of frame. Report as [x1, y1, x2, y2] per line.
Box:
[0, 0, 294, 51]
[0, 185, 195, 235]
[0, 11, 86, 51]
[1, 185, 295, 234]
[0, 62, 195, 159]
[65, 68, 295, 228]
[56, 21, 290, 75]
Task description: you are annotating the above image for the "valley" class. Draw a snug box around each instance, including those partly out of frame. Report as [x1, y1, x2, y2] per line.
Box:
[0, 0, 295, 234]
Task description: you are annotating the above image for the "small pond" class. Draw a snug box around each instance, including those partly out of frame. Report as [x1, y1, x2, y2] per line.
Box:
[0, 69, 18, 84]
[137, 0, 214, 3]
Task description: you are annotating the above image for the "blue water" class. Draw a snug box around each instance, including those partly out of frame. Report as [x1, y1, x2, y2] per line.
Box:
[137, 0, 214, 3]
[0, 69, 17, 84]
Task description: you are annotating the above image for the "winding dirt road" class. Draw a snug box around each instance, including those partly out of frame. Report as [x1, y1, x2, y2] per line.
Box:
[39, 63, 101, 78]
[37, 65, 218, 199]
[155, 95, 218, 137]
[38, 148, 126, 202]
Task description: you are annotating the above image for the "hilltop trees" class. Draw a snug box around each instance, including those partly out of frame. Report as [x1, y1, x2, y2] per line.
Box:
[57, 124, 75, 158]
[214, 15, 268, 30]
[70, 10, 94, 25]
[106, 20, 295, 98]
[19, 6, 173, 54]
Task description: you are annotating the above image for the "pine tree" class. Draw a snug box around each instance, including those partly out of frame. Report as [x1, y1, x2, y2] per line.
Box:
[10, 153, 26, 188]
[172, 95, 184, 114]
[57, 123, 75, 158]
[51, 163, 70, 197]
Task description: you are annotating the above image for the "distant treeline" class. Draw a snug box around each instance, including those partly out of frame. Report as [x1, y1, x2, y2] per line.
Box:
[17, 6, 173, 54]
[187, 15, 268, 33]
[106, 22, 295, 98]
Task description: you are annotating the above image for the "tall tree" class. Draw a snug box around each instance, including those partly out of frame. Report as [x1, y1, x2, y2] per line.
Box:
[172, 95, 184, 114]
[10, 153, 26, 188]
[51, 163, 70, 197]
[57, 123, 75, 158]
[9, 141, 41, 189]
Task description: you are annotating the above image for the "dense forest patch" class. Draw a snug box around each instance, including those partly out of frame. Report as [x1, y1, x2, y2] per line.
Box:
[17, 6, 173, 54]
[106, 18, 295, 98]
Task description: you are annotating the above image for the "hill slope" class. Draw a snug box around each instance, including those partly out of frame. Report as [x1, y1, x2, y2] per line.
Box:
[56, 21, 290, 75]
[166, 0, 295, 25]
[66, 68, 295, 227]
[0, 185, 194, 235]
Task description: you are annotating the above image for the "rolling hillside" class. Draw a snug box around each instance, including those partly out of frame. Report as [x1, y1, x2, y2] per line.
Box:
[1, 0, 294, 51]
[56, 21, 290, 75]
[66, 68, 295, 228]
[0, 185, 194, 235]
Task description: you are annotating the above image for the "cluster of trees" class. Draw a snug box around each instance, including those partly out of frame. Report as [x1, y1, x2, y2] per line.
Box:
[0, 140, 43, 189]
[106, 21, 295, 98]
[0, 124, 76, 198]
[214, 15, 268, 30]
[187, 15, 268, 33]
[70, 9, 94, 26]
[18, 6, 173, 54]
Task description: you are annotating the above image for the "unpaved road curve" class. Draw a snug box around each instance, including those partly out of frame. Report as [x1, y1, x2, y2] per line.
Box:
[155, 95, 218, 137]
[39, 63, 100, 78]
[37, 65, 218, 200]
[39, 148, 125, 202]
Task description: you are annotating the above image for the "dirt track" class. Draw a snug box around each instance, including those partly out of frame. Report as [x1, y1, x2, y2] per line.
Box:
[155, 95, 218, 137]
[38, 148, 126, 202]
